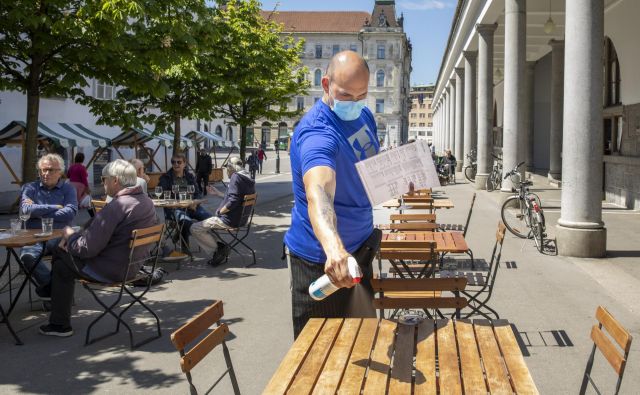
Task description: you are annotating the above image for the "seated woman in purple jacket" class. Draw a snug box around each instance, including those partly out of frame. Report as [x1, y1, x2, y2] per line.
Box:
[39, 159, 157, 337]
[191, 157, 255, 266]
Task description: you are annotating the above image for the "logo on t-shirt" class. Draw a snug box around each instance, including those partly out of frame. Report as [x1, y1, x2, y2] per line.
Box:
[348, 125, 377, 160]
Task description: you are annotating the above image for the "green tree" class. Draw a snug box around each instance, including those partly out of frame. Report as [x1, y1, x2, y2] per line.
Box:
[80, 1, 226, 155]
[0, 0, 141, 182]
[211, 0, 309, 160]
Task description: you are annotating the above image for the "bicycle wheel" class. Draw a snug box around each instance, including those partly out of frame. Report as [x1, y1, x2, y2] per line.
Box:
[501, 196, 529, 238]
[464, 165, 476, 183]
[485, 171, 495, 192]
[530, 212, 544, 253]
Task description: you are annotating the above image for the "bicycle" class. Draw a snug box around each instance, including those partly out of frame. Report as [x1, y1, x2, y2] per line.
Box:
[500, 161, 546, 253]
[485, 154, 503, 192]
[463, 149, 477, 183]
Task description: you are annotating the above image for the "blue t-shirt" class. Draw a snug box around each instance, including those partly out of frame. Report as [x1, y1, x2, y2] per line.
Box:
[285, 99, 379, 264]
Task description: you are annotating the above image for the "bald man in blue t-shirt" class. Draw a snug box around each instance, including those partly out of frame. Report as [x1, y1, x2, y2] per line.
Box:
[284, 51, 382, 338]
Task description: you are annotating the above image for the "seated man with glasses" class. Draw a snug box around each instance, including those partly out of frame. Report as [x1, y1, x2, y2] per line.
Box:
[39, 159, 157, 337]
[158, 152, 212, 250]
[20, 153, 78, 300]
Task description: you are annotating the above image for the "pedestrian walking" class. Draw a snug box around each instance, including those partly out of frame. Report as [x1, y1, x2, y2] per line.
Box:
[257, 147, 267, 174]
[195, 149, 213, 195]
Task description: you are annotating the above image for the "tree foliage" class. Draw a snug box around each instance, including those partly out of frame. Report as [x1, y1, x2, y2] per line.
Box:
[80, 1, 228, 154]
[0, 0, 141, 182]
[211, 0, 309, 160]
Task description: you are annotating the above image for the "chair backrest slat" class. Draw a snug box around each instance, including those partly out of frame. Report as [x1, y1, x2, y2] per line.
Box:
[373, 297, 467, 310]
[171, 301, 224, 351]
[129, 224, 165, 248]
[590, 325, 626, 375]
[180, 324, 230, 373]
[237, 193, 257, 228]
[595, 306, 632, 352]
[371, 277, 467, 292]
[242, 193, 257, 207]
[91, 200, 107, 213]
[390, 213, 437, 222]
[402, 196, 434, 203]
[381, 239, 436, 249]
[389, 222, 439, 231]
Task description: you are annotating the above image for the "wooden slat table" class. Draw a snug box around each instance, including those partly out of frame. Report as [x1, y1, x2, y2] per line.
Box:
[263, 318, 539, 394]
[382, 231, 470, 254]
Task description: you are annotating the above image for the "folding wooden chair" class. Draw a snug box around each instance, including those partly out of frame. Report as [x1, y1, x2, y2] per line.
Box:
[171, 300, 240, 395]
[579, 306, 633, 395]
[209, 193, 257, 268]
[439, 193, 476, 236]
[380, 239, 438, 279]
[440, 221, 506, 320]
[80, 224, 164, 349]
[371, 275, 468, 319]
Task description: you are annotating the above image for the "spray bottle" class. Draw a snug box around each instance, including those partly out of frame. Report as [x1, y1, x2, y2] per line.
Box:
[309, 256, 362, 301]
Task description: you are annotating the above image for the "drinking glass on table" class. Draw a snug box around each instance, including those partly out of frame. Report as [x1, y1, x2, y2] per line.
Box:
[163, 190, 171, 200]
[154, 186, 163, 200]
[171, 184, 179, 199]
[41, 218, 53, 235]
[179, 192, 187, 201]
[19, 206, 31, 231]
[10, 219, 22, 235]
[187, 185, 195, 200]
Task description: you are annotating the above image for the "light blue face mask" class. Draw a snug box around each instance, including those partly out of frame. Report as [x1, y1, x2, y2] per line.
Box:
[330, 90, 367, 121]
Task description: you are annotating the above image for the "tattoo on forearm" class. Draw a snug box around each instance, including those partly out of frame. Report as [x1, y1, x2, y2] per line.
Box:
[314, 185, 338, 233]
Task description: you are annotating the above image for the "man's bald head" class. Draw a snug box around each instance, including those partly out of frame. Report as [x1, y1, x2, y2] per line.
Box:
[322, 51, 370, 104]
[325, 51, 369, 79]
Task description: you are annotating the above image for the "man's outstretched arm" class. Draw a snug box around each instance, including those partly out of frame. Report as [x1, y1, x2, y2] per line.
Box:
[303, 166, 354, 288]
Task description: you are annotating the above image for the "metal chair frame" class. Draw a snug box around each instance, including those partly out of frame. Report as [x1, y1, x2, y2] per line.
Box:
[579, 306, 633, 395]
[78, 224, 165, 349]
[171, 301, 241, 395]
[209, 194, 257, 268]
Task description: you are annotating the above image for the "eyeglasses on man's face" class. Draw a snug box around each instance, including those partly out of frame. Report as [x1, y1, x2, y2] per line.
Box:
[171, 160, 183, 165]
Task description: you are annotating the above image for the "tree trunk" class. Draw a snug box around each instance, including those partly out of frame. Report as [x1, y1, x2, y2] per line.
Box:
[239, 124, 247, 161]
[23, 62, 42, 183]
[173, 114, 181, 155]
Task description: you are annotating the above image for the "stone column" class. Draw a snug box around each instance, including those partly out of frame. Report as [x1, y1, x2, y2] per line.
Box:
[548, 39, 564, 182]
[463, 51, 477, 169]
[556, 0, 606, 257]
[474, 23, 497, 190]
[444, 89, 450, 153]
[454, 68, 465, 171]
[501, 0, 526, 193]
[448, 78, 456, 152]
[524, 61, 535, 172]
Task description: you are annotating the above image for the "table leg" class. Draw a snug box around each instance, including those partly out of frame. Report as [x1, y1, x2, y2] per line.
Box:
[0, 303, 22, 345]
[7, 247, 43, 316]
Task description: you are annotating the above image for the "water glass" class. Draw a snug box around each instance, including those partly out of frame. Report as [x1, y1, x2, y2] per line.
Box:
[19, 206, 31, 230]
[163, 191, 171, 200]
[172, 184, 179, 199]
[187, 185, 195, 200]
[10, 219, 21, 235]
[41, 218, 53, 235]
[154, 186, 163, 199]
[179, 192, 187, 201]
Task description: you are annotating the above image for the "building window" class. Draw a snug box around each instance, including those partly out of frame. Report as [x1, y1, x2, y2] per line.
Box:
[301, 43, 306, 58]
[297, 97, 305, 111]
[94, 80, 115, 100]
[376, 70, 385, 87]
[419, 123, 425, 127]
[332, 44, 340, 55]
[215, 125, 223, 136]
[427, 131, 432, 136]
[350, 44, 358, 52]
[377, 44, 385, 59]
[315, 44, 322, 59]
[428, 103, 432, 109]
[410, 113, 416, 118]
[419, 113, 425, 118]
[419, 104, 426, 109]
[225, 126, 233, 141]
[410, 122, 416, 127]
[375, 99, 384, 113]
[314, 69, 322, 86]
[418, 131, 425, 136]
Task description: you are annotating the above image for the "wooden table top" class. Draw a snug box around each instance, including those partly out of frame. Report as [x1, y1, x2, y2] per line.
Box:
[263, 318, 539, 395]
[153, 199, 205, 209]
[382, 199, 454, 209]
[0, 229, 64, 248]
[381, 231, 469, 254]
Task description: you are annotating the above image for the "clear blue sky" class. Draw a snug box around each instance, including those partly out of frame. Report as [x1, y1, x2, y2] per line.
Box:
[258, 0, 456, 86]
